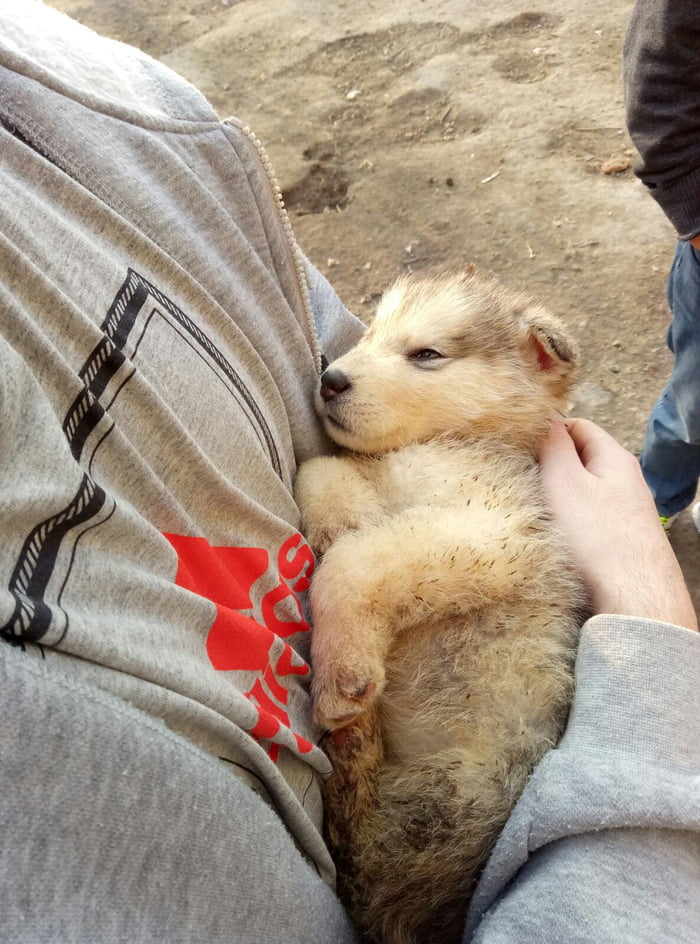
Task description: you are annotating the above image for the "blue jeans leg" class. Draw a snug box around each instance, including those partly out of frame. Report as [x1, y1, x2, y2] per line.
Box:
[640, 240, 700, 517]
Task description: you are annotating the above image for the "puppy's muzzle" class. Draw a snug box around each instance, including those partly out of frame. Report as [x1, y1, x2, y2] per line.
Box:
[320, 367, 351, 401]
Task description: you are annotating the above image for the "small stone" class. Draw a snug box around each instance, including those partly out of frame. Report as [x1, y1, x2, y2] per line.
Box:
[601, 157, 632, 175]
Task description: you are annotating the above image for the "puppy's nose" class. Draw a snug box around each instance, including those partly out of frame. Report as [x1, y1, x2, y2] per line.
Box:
[320, 367, 351, 401]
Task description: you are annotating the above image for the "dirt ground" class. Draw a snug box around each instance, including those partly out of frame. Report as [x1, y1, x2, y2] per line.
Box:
[46, 0, 700, 615]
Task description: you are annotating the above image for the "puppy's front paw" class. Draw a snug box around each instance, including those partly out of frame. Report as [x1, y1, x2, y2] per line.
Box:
[312, 659, 385, 730]
[295, 456, 374, 555]
[304, 514, 359, 557]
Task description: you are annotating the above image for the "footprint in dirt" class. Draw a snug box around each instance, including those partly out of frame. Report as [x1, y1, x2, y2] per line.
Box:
[471, 11, 562, 85]
[282, 13, 559, 214]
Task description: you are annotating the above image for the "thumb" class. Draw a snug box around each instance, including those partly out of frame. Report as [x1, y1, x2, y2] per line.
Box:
[537, 420, 581, 471]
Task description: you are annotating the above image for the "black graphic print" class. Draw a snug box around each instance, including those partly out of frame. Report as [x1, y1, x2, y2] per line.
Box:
[2, 269, 279, 645]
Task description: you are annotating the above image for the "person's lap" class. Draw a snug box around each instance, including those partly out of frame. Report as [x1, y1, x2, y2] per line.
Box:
[0, 643, 359, 943]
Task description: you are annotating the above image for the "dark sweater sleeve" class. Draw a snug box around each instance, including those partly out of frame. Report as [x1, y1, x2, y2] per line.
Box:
[623, 1, 700, 239]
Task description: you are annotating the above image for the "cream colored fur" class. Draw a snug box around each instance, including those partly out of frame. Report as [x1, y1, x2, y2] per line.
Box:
[294, 268, 586, 944]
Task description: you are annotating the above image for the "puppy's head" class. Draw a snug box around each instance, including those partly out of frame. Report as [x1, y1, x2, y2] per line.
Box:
[317, 268, 579, 454]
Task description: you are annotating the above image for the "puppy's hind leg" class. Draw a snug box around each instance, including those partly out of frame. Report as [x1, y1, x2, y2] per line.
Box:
[321, 705, 385, 925]
[311, 507, 539, 729]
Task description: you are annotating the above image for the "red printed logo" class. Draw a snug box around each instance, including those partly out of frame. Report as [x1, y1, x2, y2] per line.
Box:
[163, 532, 315, 761]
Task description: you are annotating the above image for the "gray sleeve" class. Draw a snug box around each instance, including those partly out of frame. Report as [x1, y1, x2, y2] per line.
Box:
[623, 1, 700, 239]
[463, 615, 700, 943]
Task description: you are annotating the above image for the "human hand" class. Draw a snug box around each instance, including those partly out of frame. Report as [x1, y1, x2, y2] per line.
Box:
[538, 418, 698, 631]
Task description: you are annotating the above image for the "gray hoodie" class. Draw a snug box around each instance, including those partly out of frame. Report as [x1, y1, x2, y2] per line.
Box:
[1, 3, 698, 941]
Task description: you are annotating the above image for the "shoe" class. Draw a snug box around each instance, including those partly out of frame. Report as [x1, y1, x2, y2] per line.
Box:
[692, 502, 700, 534]
[660, 514, 677, 532]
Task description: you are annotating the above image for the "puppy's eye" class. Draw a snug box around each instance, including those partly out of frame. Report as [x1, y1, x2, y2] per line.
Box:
[409, 349, 442, 362]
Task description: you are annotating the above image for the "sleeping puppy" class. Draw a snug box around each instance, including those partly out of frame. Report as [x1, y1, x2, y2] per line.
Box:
[294, 268, 586, 944]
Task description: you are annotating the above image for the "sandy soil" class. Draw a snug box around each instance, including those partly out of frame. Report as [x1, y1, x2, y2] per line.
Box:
[46, 0, 700, 614]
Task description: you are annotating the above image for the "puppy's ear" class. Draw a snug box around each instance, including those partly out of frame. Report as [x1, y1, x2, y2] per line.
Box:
[519, 307, 578, 378]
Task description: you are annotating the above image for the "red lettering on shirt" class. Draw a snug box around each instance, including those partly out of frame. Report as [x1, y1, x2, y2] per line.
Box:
[163, 532, 315, 760]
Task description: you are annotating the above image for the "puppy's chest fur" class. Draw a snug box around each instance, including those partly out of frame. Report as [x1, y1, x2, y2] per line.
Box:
[365, 437, 537, 519]
[344, 439, 563, 752]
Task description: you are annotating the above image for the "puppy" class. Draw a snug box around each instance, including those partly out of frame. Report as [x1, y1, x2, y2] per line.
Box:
[294, 268, 586, 944]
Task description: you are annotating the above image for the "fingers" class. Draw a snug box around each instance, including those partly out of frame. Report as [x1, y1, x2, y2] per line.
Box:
[544, 417, 637, 482]
[537, 419, 581, 470]
[538, 422, 587, 522]
[563, 418, 623, 473]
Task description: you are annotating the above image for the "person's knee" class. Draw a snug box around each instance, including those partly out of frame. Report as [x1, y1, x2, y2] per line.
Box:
[669, 240, 700, 320]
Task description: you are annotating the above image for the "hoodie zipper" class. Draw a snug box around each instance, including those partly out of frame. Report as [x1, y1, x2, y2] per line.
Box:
[233, 121, 324, 376]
